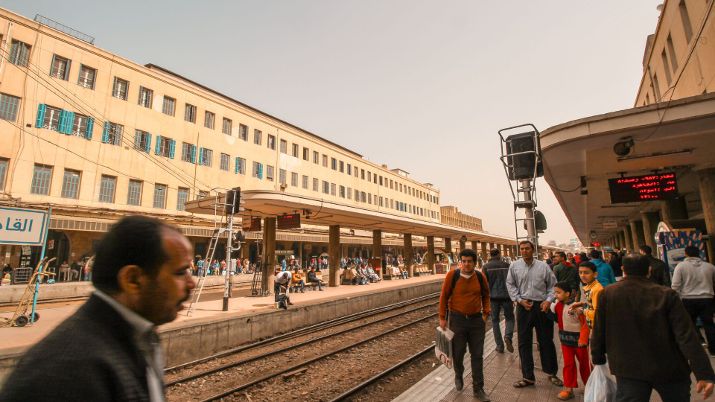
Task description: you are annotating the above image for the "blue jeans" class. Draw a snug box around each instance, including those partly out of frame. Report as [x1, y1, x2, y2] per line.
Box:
[490, 299, 515, 348]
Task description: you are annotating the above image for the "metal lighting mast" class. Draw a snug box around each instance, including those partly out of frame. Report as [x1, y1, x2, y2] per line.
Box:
[223, 188, 243, 311]
[498, 124, 547, 258]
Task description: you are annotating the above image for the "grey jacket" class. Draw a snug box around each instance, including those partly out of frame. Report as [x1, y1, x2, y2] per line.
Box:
[672, 257, 715, 299]
[483, 257, 510, 300]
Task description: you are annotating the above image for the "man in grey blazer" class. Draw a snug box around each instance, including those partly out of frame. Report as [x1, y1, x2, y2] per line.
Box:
[1, 216, 196, 401]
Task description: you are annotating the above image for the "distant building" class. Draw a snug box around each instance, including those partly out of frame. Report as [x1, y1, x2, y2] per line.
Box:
[440, 206, 483, 231]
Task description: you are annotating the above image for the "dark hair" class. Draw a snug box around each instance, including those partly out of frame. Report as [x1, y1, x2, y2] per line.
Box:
[554, 281, 572, 293]
[639, 244, 653, 255]
[589, 249, 602, 260]
[92, 216, 178, 293]
[518, 240, 534, 250]
[489, 248, 500, 257]
[579, 261, 597, 272]
[685, 246, 701, 257]
[622, 254, 650, 276]
[557, 251, 566, 259]
[579, 252, 589, 261]
[459, 248, 478, 262]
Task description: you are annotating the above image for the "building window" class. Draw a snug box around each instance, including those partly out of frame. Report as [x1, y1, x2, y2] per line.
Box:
[323, 181, 330, 194]
[138, 86, 153, 108]
[9, 40, 31, 67]
[234, 157, 246, 174]
[367, 172, 372, 182]
[220, 153, 230, 171]
[112, 77, 129, 100]
[355, 167, 359, 178]
[280, 139, 288, 154]
[49, 55, 71, 80]
[98, 175, 116, 203]
[61, 169, 81, 199]
[127, 180, 142, 206]
[279, 169, 287, 185]
[252, 161, 263, 179]
[198, 147, 213, 167]
[666, 34, 678, 73]
[41, 105, 62, 131]
[313, 151, 319, 164]
[205, 111, 215, 129]
[254, 129, 262, 145]
[331, 158, 337, 170]
[239, 124, 248, 141]
[347, 186, 352, 200]
[347, 164, 352, 176]
[339, 185, 345, 198]
[153, 184, 167, 209]
[222, 118, 232, 135]
[181, 143, 196, 163]
[267, 134, 276, 150]
[0, 159, 8, 190]
[331, 183, 336, 196]
[368, 193, 372, 204]
[72, 114, 90, 137]
[291, 172, 298, 187]
[177, 187, 189, 211]
[134, 130, 152, 153]
[266, 165, 275, 181]
[361, 169, 366, 180]
[0, 93, 21, 122]
[154, 136, 176, 159]
[679, 0, 693, 43]
[302, 175, 308, 189]
[661, 50, 672, 85]
[162, 96, 176, 116]
[313, 178, 319, 192]
[77, 65, 96, 89]
[339, 161, 344, 173]
[653, 73, 662, 101]
[184, 104, 197, 123]
[102, 122, 123, 145]
[322, 154, 328, 167]
[291, 143, 299, 158]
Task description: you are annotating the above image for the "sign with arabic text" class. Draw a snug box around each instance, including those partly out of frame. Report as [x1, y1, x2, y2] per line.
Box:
[0, 207, 48, 246]
[608, 173, 678, 204]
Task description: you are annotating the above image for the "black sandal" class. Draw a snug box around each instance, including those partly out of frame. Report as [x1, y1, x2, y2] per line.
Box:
[548, 375, 564, 386]
[513, 379, 535, 388]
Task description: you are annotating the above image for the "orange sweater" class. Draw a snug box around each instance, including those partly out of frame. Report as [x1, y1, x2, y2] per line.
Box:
[439, 269, 490, 319]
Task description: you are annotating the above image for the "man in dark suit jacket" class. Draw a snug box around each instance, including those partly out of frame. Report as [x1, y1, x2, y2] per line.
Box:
[1, 216, 196, 401]
[591, 253, 714, 401]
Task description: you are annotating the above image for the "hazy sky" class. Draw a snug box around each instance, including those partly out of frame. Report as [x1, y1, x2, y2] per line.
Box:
[4, 0, 661, 244]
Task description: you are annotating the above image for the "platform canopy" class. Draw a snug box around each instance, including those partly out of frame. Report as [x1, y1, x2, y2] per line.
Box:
[184, 189, 515, 244]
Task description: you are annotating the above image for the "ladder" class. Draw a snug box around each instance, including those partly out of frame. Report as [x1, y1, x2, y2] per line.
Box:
[186, 228, 224, 316]
[250, 261, 264, 296]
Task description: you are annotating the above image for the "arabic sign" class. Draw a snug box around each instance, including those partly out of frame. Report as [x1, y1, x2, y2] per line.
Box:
[0, 207, 48, 246]
[608, 173, 678, 204]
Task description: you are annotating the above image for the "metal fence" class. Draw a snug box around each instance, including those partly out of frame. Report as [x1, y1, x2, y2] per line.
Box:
[34, 14, 95, 45]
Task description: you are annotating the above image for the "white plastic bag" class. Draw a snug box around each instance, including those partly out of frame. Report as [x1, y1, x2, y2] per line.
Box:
[435, 326, 455, 368]
[584, 363, 617, 402]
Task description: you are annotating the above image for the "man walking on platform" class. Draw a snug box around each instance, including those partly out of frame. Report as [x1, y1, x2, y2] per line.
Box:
[640, 244, 670, 286]
[1, 216, 196, 401]
[439, 249, 491, 401]
[589, 249, 616, 287]
[483, 248, 514, 353]
[592, 254, 715, 401]
[506, 240, 562, 388]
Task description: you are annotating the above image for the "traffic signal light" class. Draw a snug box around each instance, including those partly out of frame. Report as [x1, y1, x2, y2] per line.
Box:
[225, 187, 242, 215]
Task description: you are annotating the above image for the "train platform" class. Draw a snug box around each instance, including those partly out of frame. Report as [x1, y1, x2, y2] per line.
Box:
[396, 321, 714, 402]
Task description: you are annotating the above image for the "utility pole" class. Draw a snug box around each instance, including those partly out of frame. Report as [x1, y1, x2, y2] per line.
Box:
[223, 188, 242, 311]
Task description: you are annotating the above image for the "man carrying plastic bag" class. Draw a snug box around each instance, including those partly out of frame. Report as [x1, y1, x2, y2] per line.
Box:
[590, 254, 715, 401]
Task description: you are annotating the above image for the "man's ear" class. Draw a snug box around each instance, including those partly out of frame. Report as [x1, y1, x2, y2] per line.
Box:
[117, 265, 143, 295]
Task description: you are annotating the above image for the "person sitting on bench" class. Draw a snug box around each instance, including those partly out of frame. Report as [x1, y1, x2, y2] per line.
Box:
[307, 267, 324, 291]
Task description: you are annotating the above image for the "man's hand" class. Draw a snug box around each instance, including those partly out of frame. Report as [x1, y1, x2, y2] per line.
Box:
[439, 318, 447, 330]
[540, 300, 551, 312]
[696, 380, 714, 399]
[519, 300, 533, 310]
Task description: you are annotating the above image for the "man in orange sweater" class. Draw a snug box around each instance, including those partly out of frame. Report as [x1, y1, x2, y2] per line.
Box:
[439, 248, 491, 401]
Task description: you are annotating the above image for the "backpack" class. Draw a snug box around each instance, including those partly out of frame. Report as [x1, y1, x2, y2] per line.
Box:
[447, 269, 487, 315]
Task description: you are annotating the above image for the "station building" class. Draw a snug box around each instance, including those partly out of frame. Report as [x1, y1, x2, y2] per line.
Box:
[0, 8, 518, 276]
[542, 0, 715, 261]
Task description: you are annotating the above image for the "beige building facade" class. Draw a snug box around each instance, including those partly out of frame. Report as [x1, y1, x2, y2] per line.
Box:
[440, 206, 483, 231]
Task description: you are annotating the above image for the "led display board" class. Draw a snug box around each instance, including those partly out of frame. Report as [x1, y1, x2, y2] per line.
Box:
[608, 173, 678, 203]
[277, 214, 301, 230]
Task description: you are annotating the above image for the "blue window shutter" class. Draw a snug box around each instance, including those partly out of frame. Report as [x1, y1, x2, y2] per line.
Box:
[234, 157, 239, 174]
[66, 112, 75, 135]
[145, 133, 152, 153]
[258, 163, 263, 179]
[191, 146, 196, 164]
[85, 118, 94, 140]
[58, 110, 67, 133]
[36, 104, 46, 128]
[102, 122, 110, 143]
[155, 135, 162, 155]
[198, 147, 204, 165]
[168, 139, 176, 159]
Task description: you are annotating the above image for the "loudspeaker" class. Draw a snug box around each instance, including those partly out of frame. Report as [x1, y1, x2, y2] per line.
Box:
[225, 188, 241, 215]
[505, 132, 543, 180]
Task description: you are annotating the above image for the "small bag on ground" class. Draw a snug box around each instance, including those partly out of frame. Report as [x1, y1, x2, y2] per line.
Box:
[584, 363, 616, 402]
[435, 326, 455, 369]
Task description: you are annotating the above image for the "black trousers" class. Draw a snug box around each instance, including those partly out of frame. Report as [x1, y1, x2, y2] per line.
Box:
[449, 313, 486, 388]
[615, 377, 690, 402]
[516, 303, 558, 381]
[682, 298, 715, 353]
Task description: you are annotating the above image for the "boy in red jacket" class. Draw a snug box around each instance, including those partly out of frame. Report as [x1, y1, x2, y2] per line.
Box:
[551, 281, 590, 400]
